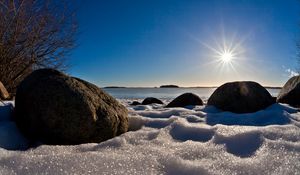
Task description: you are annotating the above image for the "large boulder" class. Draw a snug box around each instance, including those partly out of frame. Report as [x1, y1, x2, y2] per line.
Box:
[166, 93, 203, 107]
[14, 69, 128, 145]
[277, 76, 300, 107]
[207, 81, 275, 113]
[0, 81, 9, 100]
[142, 97, 163, 105]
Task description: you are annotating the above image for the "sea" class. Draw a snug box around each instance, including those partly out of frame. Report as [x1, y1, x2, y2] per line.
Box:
[104, 87, 281, 101]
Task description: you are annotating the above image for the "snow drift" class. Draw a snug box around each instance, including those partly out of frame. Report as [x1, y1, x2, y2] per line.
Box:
[0, 100, 299, 174]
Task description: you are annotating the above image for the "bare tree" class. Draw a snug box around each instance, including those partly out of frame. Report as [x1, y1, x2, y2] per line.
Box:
[0, 0, 77, 93]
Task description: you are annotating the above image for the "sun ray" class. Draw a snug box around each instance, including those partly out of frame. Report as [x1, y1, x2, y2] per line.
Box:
[199, 41, 224, 56]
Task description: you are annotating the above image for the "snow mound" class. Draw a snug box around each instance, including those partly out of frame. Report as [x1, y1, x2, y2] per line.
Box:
[0, 102, 29, 150]
[0, 102, 14, 121]
[0, 100, 299, 174]
[206, 103, 295, 126]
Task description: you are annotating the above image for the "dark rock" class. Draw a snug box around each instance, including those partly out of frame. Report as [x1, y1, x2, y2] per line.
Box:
[142, 97, 163, 105]
[166, 93, 203, 107]
[207, 81, 275, 113]
[277, 76, 300, 107]
[14, 68, 128, 145]
[0, 81, 9, 100]
[131, 101, 141, 105]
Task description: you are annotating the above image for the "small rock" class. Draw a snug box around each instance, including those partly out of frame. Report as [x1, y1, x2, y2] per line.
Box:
[0, 81, 9, 100]
[166, 93, 203, 107]
[131, 101, 141, 105]
[142, 97, 163, 105]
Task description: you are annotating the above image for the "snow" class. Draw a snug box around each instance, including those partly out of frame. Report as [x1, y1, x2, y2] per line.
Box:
[0, 102, 29, 150]
[0, 100, 300, 174]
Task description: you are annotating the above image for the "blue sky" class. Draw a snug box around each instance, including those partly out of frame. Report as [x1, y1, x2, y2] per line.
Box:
[70, 0, 300, 87]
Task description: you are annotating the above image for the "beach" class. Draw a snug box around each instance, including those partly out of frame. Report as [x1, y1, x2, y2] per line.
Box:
[0, 88, 299, 174]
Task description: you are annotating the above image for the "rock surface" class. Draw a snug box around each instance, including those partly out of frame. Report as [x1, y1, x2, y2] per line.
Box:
[166, 93, 203, 107]
[142, 97, 163, 105]
[0, 81, 9, 100]
[277, 76, 300, 107]
[207, 81, 275, 113]
[14, 69, 128, 145]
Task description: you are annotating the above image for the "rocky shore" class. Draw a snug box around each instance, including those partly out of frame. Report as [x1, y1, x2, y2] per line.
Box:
[0, 68, 299, 148]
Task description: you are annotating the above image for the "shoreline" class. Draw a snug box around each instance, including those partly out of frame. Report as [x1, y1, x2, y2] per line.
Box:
[104, 86, 282, 89]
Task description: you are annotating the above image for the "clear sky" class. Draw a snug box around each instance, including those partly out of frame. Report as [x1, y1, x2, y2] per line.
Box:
[70, 0, 300, 87]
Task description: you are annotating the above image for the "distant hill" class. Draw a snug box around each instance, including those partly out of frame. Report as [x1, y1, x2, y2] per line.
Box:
[160, 85, 179, 88]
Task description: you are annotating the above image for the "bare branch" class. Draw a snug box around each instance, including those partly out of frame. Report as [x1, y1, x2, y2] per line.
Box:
[0, 0, 77, 92]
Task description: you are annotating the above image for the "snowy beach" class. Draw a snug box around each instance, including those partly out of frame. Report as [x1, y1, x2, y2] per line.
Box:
[1, 0, 300, 174]
[0, 91, 299, 174]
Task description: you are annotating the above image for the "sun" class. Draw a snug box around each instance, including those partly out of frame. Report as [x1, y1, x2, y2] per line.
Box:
[194, 28, 247, 73]
[220, 51, 233, 63]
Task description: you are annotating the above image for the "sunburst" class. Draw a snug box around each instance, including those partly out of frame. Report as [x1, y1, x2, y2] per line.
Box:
[196, 31, 247, 74]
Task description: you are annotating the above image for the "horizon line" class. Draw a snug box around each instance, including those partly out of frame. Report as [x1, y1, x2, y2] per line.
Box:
[102, 85, 282, 89]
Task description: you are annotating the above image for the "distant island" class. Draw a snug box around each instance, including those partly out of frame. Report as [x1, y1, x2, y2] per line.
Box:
[103, 86, 126, 89]
[263, 86, 282, 89]
[160, 85, 179, 88]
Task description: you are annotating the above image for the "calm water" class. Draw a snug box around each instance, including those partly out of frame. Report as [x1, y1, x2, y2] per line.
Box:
[104, 88, 281, 101]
